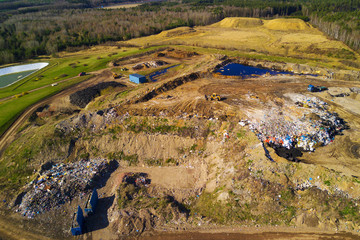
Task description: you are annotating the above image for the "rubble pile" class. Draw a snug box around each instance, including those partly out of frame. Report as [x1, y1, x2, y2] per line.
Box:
[250, 95, 347, 152]
[17, 159, 114, 218]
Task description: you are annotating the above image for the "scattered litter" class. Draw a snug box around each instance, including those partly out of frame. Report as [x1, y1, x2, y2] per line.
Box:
[122, 172, 151, 187]
[16, 159, 116, 218]
[250, 94, 347, 154]
[132, 60, 167, 70]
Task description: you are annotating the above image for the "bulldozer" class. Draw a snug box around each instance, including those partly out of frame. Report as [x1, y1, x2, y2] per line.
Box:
[205, 93, 221, 101]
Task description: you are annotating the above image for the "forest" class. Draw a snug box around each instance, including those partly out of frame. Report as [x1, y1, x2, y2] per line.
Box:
[0, 0, 360, 65]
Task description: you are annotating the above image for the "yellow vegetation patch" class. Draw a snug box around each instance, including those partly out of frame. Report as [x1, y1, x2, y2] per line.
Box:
[211, 17, 263, 28]
[279, 33, 327, 44]
[263, 18, 312, 31]
[205, 29, 269, 45]
[158, 27, 196, 38]
[127, 17, 360, 69]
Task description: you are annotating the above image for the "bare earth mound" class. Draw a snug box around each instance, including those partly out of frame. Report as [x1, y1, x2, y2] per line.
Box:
[127, 17, 358, 70]
[264, 18, 312, 31]
[211, 17, 263, 28]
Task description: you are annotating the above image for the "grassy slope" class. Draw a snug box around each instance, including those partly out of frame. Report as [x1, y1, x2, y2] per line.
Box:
[0, 47, 147, 99]
[0, 46, 163, 136]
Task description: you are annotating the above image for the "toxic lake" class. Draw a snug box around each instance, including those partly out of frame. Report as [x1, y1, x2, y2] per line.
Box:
[0, 62, 49, 88]
[215, 63, 291, 77]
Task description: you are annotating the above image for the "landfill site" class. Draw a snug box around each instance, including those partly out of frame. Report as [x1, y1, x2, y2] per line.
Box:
[1, 46, 360, 240]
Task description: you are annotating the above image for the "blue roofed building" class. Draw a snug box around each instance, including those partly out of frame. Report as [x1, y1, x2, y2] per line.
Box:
[129, 74, 146, 84]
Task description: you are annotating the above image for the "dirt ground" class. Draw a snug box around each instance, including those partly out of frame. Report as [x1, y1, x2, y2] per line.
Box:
[1, 47, 360, 240]
[140, 229, 360, 240]
[124, 69, 360, 177]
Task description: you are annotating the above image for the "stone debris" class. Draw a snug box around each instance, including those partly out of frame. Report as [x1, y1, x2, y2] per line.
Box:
[56, 107, 119, 134]
[16, 159, 115, 218]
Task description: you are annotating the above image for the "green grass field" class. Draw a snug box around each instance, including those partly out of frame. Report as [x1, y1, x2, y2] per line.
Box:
[0, 48, 141, 99]
[0, 70, 38, 88]
[0, 46, 163, 136]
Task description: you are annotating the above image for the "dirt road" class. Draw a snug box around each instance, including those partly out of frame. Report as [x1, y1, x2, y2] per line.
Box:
[140, 229, 360, 240]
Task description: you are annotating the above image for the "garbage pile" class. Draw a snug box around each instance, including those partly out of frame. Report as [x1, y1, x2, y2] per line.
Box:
[132, 61, 167, 70]
[122, 172, 151, 187]
[250, 95, 346, 152]
[16, 159, 115, 218]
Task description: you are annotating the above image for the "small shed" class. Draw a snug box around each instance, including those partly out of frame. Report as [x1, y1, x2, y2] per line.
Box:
[129, 74, 146, 84]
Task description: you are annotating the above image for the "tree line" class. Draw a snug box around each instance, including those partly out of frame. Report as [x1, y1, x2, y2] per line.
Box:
[0, 0, 359, 65]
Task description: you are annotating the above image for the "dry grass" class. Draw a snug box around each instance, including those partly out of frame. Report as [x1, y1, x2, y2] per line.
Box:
[126, 17, 360, 69]
[102, 3, 140, 9]
[263, 18, 312, 31]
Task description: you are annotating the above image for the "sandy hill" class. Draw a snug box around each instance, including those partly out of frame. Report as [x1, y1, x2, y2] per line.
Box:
[212, 17, 312, 31]
[211, 17, 263, 28]
[263, 18, 312, 31]
[127, 17, 358, 69]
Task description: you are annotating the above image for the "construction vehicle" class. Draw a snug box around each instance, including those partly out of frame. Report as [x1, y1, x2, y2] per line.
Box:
[205, 93, 221, 101]
[112, 73, 120, 79]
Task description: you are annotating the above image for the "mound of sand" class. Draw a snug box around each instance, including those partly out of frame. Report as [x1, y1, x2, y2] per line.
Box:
[264, 18, 312, 31]
[211, 17, 263, 28]
[158, 27, 196, 38]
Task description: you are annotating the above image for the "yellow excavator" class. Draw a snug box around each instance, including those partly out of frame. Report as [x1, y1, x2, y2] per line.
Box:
[112, 73, 120, 79]
[205, 93, 221, 101]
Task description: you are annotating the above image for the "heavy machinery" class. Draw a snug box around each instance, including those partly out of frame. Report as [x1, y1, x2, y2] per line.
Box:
[205, 93, 221, 101]
[112, 73, 120, 79]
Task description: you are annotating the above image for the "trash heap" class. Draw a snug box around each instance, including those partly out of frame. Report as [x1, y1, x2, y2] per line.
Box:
[17, 159, 112, 218]
[132, 61, 167, 70]
[122, 172, 150, 187]
[250, 95, 346, 152]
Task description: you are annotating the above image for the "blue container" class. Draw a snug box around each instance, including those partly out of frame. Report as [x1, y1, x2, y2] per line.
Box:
[129, 74, 146, 84]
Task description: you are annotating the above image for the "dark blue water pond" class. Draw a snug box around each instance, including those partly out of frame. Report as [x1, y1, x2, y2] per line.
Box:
[148, 65, 179, 82]
[215, 63, 291, 77]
